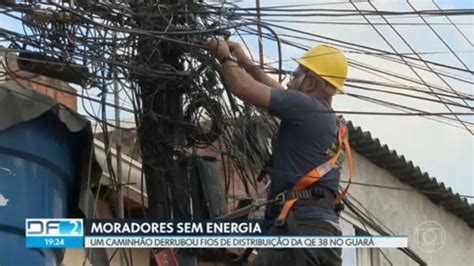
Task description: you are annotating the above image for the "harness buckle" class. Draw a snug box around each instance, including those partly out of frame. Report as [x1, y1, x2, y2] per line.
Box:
[335, 202, 345, 214]
[275, 191, 286, 205]
[274, 218, 286, 227]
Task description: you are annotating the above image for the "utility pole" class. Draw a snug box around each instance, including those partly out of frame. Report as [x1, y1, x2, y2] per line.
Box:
[112, 32, 126, 266]
[133, 1, 196, 265]
[256, 0, 264, 68]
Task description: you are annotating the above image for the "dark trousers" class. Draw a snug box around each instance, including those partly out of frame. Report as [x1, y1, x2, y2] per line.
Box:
[253, 215, 342, 266]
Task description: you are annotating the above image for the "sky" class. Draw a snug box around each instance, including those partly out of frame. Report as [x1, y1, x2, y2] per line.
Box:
[233, 0, 474, 203]
[0, 0, 472, 203]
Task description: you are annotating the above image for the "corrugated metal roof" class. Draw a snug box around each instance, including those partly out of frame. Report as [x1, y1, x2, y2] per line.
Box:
[347, 121, 474, 228]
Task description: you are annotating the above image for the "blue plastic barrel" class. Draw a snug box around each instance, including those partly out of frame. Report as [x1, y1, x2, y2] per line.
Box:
[0, 113, 81, 266]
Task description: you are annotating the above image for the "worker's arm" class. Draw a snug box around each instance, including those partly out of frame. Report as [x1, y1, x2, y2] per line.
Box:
[208, 40, 271, 109]
[228, 41, 285, 90]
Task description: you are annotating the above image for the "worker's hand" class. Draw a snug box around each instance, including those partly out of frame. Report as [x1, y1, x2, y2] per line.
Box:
[228, 41, 244, 58]
[206, 39, 230, 63]
[228, 41, 254, 66]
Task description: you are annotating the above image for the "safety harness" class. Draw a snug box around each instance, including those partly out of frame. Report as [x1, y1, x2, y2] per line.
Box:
[234, 118, 354, 265]
[274, 116, 354, 225]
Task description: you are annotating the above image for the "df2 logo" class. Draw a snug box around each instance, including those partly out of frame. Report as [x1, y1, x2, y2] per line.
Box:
[26, 219, 83, 236]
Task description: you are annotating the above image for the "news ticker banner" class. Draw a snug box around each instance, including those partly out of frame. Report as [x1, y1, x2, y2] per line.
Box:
[25, 219, 408, 249]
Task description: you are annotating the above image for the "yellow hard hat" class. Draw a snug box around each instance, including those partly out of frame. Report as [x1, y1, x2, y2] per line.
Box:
[293, 45, 348, 93]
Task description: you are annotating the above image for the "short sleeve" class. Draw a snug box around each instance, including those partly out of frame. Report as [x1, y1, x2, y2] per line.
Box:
[269, 88, 327, 121]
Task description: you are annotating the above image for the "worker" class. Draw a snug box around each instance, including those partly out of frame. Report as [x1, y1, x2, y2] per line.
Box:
[207, 39, 349, 266]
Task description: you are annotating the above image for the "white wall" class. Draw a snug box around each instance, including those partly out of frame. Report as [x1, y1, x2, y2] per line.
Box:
[340, 152, 474, 265]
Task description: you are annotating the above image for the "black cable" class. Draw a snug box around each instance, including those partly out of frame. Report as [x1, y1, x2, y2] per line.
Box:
[347, 79, 474, 101]
[228, 8, 474, 17]
[344, 194, 427, 265]
[347, 93, 473, 129]
[406, 1, 472, 77]
[235, 1, 358, 10]
[360, 1, 473, 134]
[433, 0, 474, 46]
[255, 18, 474, 26]
[348, 60, 473, 98]
[235, 25, 474, 125]
[2, 2, 472, 236]
[239, 25, 474, 86]
[340, 180, 474, 199]
[253, 20, 474, 74]
[346, 84, 473, 110]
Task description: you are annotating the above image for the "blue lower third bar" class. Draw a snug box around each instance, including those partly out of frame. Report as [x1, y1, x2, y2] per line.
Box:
[26, 237, 84, 248]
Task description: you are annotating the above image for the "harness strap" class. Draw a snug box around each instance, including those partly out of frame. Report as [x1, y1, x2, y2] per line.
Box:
[276, 118, 353, 225]
[334, 137, 353, 205]
[276, 198, 298, 223]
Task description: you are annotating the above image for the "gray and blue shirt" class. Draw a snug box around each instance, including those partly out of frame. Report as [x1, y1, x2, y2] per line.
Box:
[267, 88, 341, 222]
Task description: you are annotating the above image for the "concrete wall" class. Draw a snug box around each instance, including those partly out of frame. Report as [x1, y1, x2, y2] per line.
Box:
[340, 152, 474, 265]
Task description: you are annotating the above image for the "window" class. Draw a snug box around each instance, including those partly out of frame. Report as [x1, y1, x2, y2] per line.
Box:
[341, 219, 357, 266]
[341, 219, 390, 266]
[355, 227, 381, 266]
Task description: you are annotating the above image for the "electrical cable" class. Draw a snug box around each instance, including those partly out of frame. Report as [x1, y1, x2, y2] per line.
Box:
[0, 5, 472, 262]
[359, 1, 473, 134]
